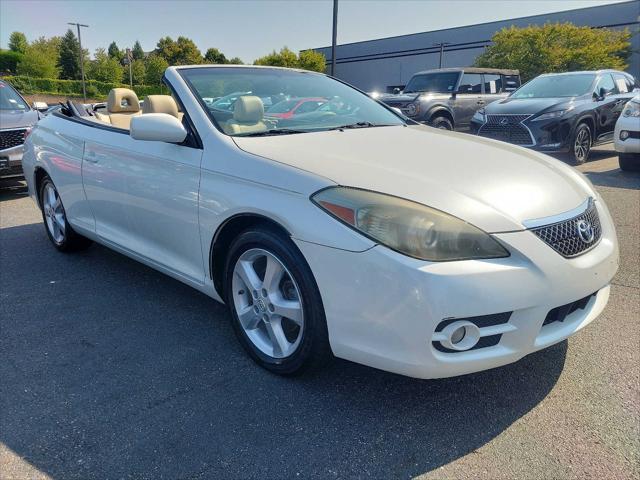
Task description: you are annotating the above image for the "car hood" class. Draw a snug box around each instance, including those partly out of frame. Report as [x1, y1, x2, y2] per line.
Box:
[485, 97, 573, 115]
[233, 125, 594, 233]
[0, 109, 39, 130]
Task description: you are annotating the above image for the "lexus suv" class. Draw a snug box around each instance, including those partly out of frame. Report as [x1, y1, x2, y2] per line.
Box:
[0, 80, 46, 179]
[470, 70, 639, 164]
[378, 67, 520, 131]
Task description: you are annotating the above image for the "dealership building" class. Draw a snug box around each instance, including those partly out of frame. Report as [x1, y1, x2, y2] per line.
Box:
[311, 0, 640, 92]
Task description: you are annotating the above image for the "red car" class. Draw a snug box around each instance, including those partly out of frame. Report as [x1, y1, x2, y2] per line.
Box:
[265, 97, 327, 119]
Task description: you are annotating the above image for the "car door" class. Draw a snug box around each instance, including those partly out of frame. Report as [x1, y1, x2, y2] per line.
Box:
[592, 73, 619, 141]
[82, 125, 205, 284]
[612, 72, 637, 121]
[454, 72, 483, 129]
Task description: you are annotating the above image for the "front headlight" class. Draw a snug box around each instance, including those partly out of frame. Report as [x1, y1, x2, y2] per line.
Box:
[472, 108, 485, 122]
[532, 110, 568, 121]
[405, 102, 419, 116]
[312, 187, 509, 262]
[623, 100, 640, 117]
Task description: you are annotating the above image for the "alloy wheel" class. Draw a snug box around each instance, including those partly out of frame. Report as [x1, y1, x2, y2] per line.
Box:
[574, 128, 590, 162]
[231, 248, 304, 359]
[43, 183, 66, 244]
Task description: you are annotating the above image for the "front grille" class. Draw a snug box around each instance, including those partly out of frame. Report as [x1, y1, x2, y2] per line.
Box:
[0, 129, 26, 150]
[543, 292, 597, 326]
[383, 102, 408, 109]
[531, 200, 601, 258]
[478, 115, 534, 145]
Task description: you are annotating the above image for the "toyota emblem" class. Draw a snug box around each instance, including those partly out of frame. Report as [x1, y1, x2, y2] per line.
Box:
[576, 219, 595, 243]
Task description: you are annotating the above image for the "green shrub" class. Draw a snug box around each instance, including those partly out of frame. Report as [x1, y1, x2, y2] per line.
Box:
[0, 49, 24, 74]
[0, 75, 164, 99]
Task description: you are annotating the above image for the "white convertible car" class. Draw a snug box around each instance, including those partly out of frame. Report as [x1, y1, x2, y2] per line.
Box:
[22, 66, 619, 378]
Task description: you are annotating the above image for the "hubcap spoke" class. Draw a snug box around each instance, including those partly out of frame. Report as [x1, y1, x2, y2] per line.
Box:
[264, 317, 291, 357]
[236, 260, 262, 291]
[262, 255, 284, 293]
[271, 297, 303, 326]
[237, 305, 261, 330]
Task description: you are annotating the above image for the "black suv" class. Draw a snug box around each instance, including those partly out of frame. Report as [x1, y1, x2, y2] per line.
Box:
[379, 67, 521, 131]
[470, 70, 639, 164]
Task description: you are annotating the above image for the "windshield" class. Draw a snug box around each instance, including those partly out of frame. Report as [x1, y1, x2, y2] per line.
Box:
[403, 72, 460, 94]
[180, 67, 404, 136]
[512, 74, 596, 99]
[0, 81, 29, 110]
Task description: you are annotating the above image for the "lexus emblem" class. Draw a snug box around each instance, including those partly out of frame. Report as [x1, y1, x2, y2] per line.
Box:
[499, 117, 509, 126]
[576, 219, 595, 243]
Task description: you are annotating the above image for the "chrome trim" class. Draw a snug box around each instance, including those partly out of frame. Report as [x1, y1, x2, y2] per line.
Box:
[522, 197, 592, 229]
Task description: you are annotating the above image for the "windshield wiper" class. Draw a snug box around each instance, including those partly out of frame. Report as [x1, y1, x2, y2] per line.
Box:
[327, 122, 395, 131]
[239, 128, 308, 137]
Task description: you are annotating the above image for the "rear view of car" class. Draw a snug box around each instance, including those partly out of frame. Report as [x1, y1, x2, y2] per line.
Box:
[0, 80, 42, 179]
[614, 95, 640, 171]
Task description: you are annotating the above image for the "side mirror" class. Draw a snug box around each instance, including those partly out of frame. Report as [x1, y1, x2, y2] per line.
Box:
[32, 101, 48, 112]
[594, 87, 607, 101]
[130, 113, 188, 143]
[392, 87, 402, 95]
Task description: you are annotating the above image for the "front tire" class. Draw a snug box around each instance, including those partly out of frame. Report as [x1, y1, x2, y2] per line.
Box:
[568, 123, 592, 165]
[618, 153, 640, 172]
[39, 176, 92, 252]
[224, 226, 331, 375]
[430, 116, 454, 131]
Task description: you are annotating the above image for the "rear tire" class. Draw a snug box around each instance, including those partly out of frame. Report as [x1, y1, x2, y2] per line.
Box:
[39, 176, 92, 252]
[224, 226, 331, 375]
[567, 123, 592, 165]
[430, 116, 454, 131]
[618, 153, 640, 172]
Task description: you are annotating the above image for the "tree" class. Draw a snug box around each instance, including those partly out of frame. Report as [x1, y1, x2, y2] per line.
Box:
[227, 57, 243, 65]
[107, 41, 123, 61]
[132, 40, 145, 60]
[474, 22, 631, 81]
[16, 36, 61, 78]
[87, 48, 123, 83]
[130, 59, 146, 85]
[154, 36, 202, 65]
[144, 54, 169, 85]
[58, 29, 82, 80]
[204, 47, 227, 64]
[253, 47, 326, 72]
[298, 49, 326, 72]
[8, 32, 28, 54]
[0, 49, 24, 74]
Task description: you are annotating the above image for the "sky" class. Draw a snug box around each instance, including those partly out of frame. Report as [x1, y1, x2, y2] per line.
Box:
[0, 0, 631, 62]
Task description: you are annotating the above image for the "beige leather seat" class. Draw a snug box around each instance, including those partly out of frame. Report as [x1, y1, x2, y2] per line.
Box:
[225, 96, 267, 135]
[142, 95, 184, 121]
[105, 88, 141, 129]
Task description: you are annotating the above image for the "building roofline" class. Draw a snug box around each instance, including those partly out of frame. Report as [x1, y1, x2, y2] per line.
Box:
[306, 0, 638, 52]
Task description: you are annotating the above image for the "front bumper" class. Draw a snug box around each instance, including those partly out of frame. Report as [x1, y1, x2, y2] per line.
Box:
[0, 144, 25, 178]
[614, 118, 640, 154]
[471, 116, 574, 153]
[295, 199, 618, 379]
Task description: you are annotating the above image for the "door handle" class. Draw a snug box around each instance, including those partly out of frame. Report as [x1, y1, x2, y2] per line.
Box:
[85, 151, 98, 163]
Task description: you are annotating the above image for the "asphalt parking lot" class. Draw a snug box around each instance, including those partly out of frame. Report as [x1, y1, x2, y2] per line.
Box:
[1, 146, 638, 480]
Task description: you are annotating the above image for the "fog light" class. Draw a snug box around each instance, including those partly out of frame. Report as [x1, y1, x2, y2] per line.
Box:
[439, 321, 481, 351]
[620, 130, 630, 140]
[450, 326, 466, 344]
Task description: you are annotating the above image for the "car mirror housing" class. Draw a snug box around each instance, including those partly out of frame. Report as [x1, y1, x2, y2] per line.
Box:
[130, 113, 188, 143]
[32, 101, 48, 112]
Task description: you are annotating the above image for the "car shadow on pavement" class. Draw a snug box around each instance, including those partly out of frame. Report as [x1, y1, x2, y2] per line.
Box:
[583, 169, 640, 191]
[0, 178, 29, 200]
[0, 221, 567, 479]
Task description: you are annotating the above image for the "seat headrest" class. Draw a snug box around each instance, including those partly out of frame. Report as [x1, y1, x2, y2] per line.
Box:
[234, 96, 264, 124]
[142, 95, 179, 118]
[107, 88, 140, 113]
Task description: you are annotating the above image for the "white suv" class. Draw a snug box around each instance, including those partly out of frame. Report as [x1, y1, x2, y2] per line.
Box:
[614, 95, 640, 172]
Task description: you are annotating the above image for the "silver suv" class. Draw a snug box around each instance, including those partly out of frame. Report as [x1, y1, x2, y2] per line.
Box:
[0, 80, 46, 179]
[379, 68, 520, 131]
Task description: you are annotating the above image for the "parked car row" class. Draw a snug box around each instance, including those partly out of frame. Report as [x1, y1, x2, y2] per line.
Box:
[379, 68, 639, 169]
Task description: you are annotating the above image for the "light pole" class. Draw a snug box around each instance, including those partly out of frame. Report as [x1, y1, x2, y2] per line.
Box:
[433, 42, 451, 69]
[68, 22, 89, 101]
[330, 0, 338, 76]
